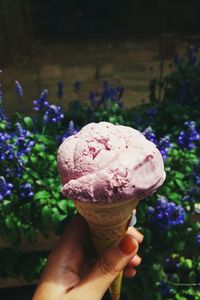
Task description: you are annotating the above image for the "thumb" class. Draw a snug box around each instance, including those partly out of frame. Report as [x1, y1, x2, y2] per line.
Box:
[70, 235, 138, 300]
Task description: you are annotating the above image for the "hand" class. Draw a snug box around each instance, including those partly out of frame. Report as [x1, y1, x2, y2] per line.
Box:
[33, 214, 143, 300]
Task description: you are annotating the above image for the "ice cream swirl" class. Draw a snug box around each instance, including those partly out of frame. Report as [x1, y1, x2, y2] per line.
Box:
[57, 122, 166, 203]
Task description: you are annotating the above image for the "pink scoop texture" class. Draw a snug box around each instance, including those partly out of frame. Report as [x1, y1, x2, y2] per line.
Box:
[57, 122, 166, 203]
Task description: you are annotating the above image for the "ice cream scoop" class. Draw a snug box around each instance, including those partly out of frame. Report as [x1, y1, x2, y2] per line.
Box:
[58, 122, 165, 203]
[57, 121, 166, 300]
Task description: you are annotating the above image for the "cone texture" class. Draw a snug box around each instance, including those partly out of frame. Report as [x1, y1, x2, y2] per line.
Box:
[74, 198, 139, 300]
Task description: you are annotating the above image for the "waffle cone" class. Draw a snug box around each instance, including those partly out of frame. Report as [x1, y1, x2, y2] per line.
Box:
[74, 198, 139, 300]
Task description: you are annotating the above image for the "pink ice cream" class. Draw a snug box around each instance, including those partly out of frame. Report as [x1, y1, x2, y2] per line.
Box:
[57, 122, 166, 203]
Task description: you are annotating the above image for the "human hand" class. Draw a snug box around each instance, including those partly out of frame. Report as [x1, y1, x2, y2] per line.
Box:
[33, 214, 143, 300]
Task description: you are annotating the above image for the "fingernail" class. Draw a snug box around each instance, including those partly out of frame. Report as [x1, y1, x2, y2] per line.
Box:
[119, 235, 137, 255]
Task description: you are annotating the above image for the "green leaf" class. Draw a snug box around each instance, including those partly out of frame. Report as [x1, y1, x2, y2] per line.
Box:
[188, 271, 196, 282]
[31, 171, 40, 179]
[57, 199, 68, 213]
[35, 134, 53, 145]
[174, 172, 184, 179]
[30, 156, 37, 164]
[23, 116, 34, 129]
[183, 259, 193, 269]
[25, 227, 37, 243]
[52, 192, 60, 200]
[41, 205, 52, 229]
[169, 192, 182, 203]
[34, 191, 51, 200]
[174, 179, 185, 190]
[5, 216, 16, 231]
[0, 121, 6, 130]
[4, 216, 19, 243]
[52, 207, 66, 224]
[34, 143, 45, 152]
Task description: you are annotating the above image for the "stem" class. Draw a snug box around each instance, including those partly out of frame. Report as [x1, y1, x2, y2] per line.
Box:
[168, 280, 200, 287]
[42, 125, 46, 135]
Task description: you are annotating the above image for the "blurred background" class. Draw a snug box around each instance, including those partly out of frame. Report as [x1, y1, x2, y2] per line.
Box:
[1, 1, 200, 300]
[1, 0, 200, 113]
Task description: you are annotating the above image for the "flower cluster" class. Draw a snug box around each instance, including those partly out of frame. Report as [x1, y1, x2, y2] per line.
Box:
[15, 123, 35, 157]
[0, 176, 13, 201]
[19, 183, 34, 199]
[177, 121, 200, 150]
[0, 132, 15, 161]
[148, 196, 185, 230]
[33, 89, 49, 112]
[143, 127, 158, 145]
[196, 234, 200, 245]
[73, 80, 81, 92]
[0, 108, 8, 121]
[143, 127, 173, 160]
[187, 46, 198, 65]
[88, 81, 124, 108]
[159, 281, 173, 297]
[159, 136, 173, 161]
[102, 81, 124, 102]
[57, 120, 79, 145]
[165, 256, 180, 271]
[15, 80, 24, 97]
[34, 89, 65, 125]
[43, 105, 64, 124]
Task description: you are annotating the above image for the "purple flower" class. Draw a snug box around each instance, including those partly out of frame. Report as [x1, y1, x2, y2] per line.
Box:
[177, 121, 200, 150]
[73, 80, 81, 92]
[15, 122, 35, 156]
[43, 105, 64, 124]
[33, 89, 49, 111]
[0, 132, 15, 161]
[0, 108, 7, 121]
[196, 234, 200, 245]
[165, 256, 180, 270]
[102, 81, 124, 104]
[159, 281, 173, 297]
[148, 196, 185, 230]
[0, 176, 13, 201]
[3, 165, 23, 179]
[147, 107, 158, 117]
[15, 80, 23, 97]
[57, 120, 79, 144]
[187, 46, 197, 65]
[143, 127, 158, 145]
[159, 135, 173, 160]
[19, 182, 34, 199]
[88, 91, 98, 107]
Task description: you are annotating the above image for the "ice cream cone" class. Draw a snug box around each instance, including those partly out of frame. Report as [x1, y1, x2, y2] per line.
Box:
[74, 197, 140, 300]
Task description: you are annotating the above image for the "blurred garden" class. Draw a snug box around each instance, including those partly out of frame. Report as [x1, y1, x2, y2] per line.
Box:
[1, 46, 200, 300]
[0, 1, 200, 300]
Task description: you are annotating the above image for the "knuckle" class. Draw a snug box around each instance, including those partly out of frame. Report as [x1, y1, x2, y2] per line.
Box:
[98, 255, 118, 277]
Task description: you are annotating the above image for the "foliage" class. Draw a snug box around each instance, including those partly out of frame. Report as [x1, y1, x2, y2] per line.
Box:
[0, 52, 200, 299]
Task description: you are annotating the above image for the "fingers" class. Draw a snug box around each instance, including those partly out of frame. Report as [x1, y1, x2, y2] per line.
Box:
[128, 254, 142, 267]
[127, 226, 144, 244]
[67, 235, 138, 300]
[123, 254, 142, 278]
[123, 266, 137, 278]
[33, 214, 89, 300]
[48, 214, 89, 273]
